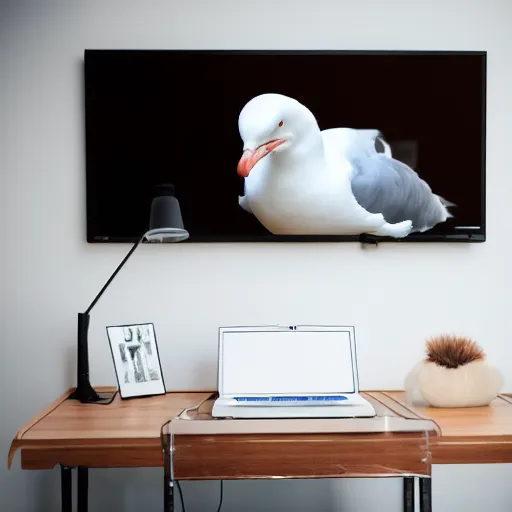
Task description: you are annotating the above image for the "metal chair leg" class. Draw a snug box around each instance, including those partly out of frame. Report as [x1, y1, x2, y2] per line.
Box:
[162, 429, 174, 512]
[419, 477, 432, 512]
[164, 478, 175, 512]
[403, 477, 415, 512]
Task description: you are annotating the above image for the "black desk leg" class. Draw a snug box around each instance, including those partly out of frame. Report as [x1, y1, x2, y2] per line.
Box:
[78, 467, 89, 512]
[419, 478, 432, 512]
[61, 465, 72, 512]
[403, 477, 415, 512]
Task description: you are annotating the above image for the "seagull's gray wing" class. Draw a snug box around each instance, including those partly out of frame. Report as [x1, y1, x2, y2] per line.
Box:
[350, 153, 452, 232]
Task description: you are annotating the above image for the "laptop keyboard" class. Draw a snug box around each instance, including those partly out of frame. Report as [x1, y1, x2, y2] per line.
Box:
[233, 395, 348, 405]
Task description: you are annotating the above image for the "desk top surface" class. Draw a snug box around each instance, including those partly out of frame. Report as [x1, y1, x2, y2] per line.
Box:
[8, 387, 512, 469]
[383, 391, 512, 438]
[19, 388, 212, 441]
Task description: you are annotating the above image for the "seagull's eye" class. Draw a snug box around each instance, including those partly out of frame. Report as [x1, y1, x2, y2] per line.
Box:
[278, 120, 284, 128]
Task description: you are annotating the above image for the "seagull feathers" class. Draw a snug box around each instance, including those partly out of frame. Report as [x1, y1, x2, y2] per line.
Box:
[323, 127, 454, 233]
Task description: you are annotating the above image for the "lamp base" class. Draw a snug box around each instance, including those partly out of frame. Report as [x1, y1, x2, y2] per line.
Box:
[68, 381, 118, 405]
[74, 390, 118, 404]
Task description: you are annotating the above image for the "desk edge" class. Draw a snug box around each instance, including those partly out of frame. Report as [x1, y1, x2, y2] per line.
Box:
[8, 387, 80, 469]
[8, 388, 211, 470]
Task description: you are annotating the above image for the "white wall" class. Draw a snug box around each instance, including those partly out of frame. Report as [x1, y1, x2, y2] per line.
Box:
[2, 0, 511, 510]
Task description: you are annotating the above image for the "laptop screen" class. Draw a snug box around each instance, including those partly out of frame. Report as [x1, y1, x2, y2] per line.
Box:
[219, 327, 356, 396]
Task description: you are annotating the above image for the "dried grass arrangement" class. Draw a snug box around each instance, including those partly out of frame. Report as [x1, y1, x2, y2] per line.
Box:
[425, 334, 485, 369]
[405, 334, 503, 408]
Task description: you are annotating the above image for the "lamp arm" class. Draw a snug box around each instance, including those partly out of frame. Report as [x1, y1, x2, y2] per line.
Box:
[71, 233, 145, 404]
[85, 234, 145, 315]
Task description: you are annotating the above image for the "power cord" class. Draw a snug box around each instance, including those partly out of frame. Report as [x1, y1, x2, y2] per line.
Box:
[174, 480, 223, 511]
[216, 480, 224, 512]
[176, 481, 186, 512]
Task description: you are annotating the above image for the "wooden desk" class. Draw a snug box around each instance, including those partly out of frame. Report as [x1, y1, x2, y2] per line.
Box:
[9, 388, 512, 512]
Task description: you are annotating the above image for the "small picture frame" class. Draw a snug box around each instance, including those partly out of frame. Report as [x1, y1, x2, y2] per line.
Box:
[106, 322, 166, 399]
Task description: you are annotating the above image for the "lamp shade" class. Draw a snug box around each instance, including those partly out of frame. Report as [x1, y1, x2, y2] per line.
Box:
[145, 184, 189, 243]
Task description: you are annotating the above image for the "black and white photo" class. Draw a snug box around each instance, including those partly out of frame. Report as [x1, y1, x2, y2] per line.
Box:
[106, 323, 166, 398]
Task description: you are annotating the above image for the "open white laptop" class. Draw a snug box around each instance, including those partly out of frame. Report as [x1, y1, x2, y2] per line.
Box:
[212, 325, 376, 419]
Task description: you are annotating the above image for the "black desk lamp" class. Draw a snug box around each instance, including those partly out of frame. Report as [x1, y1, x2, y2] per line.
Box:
[70, 184, 189, 404]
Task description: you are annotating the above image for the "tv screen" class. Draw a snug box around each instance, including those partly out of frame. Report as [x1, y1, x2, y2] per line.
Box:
[84, 50, 486, 243]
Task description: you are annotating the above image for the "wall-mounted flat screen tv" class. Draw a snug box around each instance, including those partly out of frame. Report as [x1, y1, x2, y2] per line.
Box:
[84, 50, 486, 243]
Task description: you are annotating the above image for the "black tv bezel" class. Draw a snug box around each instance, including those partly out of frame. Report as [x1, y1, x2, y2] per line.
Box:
[84, 49, 487, 244]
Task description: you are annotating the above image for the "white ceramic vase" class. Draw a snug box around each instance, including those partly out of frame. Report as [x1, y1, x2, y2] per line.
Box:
[405, 360, 503, 408]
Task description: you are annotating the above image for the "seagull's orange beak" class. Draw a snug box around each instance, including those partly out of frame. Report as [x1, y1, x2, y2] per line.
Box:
[237, 139, 286, 178]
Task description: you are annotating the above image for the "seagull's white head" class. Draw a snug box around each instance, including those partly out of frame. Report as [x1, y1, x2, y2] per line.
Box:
[236, 93, 320, 178]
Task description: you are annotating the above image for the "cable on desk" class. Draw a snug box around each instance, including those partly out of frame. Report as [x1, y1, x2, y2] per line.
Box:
[216, 480, 224, 512]
[176, 480, 186, 512]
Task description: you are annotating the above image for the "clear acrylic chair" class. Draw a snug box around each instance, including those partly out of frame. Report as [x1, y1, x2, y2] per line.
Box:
[161, 393, 439, 512]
